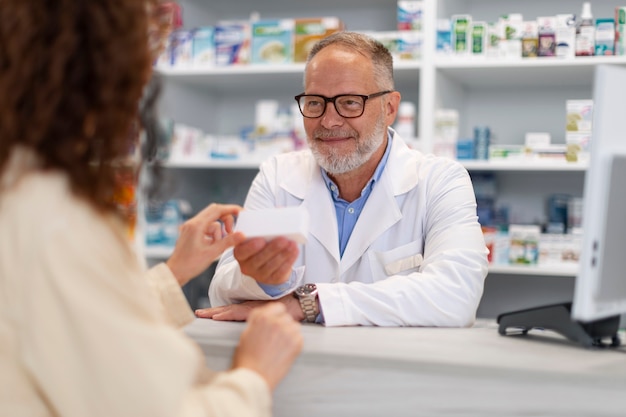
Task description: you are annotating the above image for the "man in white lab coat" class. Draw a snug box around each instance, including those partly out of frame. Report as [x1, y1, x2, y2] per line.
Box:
[197, 31, 489, 327]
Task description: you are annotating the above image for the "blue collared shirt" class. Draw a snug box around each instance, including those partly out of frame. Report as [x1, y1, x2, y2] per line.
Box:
[322, 133, 392, 258]
[258, 131, 393, 297]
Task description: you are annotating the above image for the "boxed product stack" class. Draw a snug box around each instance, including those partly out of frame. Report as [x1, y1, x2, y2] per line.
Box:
[144, 200, 190, 249]
[508, 224, 541, 265]
[192, 27, 215, 66]
[555, 14, 576, 58]
[450, 14, 471, 54]
[433, 109, 458, 159]
[565, 99, 593, 162]
[440, 4, 626, 59]
[369, 1, 423, 61]
[498, 14, 523, 58]
[157, 15, 345, 68]
[251, 19, 295, 64]
[293, 17, 344, 62]
[595, 17, 616, 56]
[165, 29, 195, 67]
[616, 7, 626, 55]
[215, 20, 251, 66]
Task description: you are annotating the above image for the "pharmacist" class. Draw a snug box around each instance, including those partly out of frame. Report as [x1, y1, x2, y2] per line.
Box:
[198, 32, 488, 327]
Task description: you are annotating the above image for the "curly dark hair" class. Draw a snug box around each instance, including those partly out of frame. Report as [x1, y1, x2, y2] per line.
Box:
[0, 0, 168, 216]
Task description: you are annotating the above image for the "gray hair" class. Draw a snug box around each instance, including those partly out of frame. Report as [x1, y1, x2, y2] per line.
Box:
[304, 31, 395, 91]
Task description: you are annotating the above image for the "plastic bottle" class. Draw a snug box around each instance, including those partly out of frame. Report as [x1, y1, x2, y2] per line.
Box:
[575, 2, 595, 56]
[394, 102, 416, 139]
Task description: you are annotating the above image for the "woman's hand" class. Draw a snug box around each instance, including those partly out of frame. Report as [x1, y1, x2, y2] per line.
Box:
[233, 303, 303, 391]
[166, 203, 245, 287]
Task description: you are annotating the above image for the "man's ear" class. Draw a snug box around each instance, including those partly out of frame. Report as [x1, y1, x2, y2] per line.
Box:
[385, 91, 402, 125]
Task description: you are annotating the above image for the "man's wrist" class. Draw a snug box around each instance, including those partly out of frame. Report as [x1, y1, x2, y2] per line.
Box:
[258, 273, 296, 297]
[279, 293, 305, 321]
[293, 283, 319, 323]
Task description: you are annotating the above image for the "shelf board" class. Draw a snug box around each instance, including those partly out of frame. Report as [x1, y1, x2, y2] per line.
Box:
[435, 56, 626, 88]
[164, 157, 588, 171]
[156, 64, 305, 93]
[144, 246, 579, 276]
[488, 264, 578, 277]
[157, 60, 421, 76]
[155, 60, 420, 92]
[165, 158, 262, 169]
[144, 245, 174, 259]
[157, 63, 305, 77]
[461, 159, 588, 171]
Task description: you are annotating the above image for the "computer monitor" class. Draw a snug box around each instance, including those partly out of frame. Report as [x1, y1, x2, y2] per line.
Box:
[572, 65, 626, 324]
[497, 65, 626, 348]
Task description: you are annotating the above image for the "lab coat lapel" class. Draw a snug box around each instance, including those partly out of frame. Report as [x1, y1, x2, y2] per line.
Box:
[340, 172, 401, 274]
[339, 131, 418, 274]
[301, 169, 341, 264]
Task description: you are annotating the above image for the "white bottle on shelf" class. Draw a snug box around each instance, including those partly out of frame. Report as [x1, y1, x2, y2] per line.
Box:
[394, 101, 417, 139]
[575, 2, 595, 56]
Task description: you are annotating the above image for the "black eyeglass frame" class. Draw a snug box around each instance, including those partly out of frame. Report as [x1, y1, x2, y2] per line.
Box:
[294, 90, 394, 119]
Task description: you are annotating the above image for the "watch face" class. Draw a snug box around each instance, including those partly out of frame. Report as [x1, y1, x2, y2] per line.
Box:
[296, 283, 317, 296]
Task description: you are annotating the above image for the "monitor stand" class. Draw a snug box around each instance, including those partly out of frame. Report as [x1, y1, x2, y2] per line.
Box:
[497, 302, 621, 348]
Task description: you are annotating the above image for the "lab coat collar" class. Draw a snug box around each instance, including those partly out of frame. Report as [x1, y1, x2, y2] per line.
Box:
[385, 128, 421, 195]
[278, 129, 423, 268]
[278, 151, 342, 262]
[340, 129, 420, 272]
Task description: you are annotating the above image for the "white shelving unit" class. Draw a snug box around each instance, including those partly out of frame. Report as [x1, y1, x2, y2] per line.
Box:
[487, 264, 578, 277]
[461, 159, 587, 171]
[152, 0, 626, 315]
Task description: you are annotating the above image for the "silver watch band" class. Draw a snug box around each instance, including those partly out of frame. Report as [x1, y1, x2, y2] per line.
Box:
[299, 296, 318, 323]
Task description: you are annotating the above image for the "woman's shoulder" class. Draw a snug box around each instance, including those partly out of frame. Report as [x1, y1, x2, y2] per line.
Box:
[5, 171, 126, 247]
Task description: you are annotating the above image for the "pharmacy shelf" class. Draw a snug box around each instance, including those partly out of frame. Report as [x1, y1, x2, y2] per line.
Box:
[144, 245, 174, 259]
[154, 0, 616, 315]
[165, 158, 263, 169]
[488, 264, 578, 277]
[158, 60, 421, 76]
[156, 65, 305, 94]
[143, 244, 581, 278]
[157, 63, 305, 76]
[166, 158, 588, 171]
[156, 60, 421, 93]
[461, 159, 588, 172]
[435, 56, 626, 88]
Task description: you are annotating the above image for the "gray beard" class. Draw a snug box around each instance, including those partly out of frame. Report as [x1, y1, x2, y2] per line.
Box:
[309, 117, 387, 175]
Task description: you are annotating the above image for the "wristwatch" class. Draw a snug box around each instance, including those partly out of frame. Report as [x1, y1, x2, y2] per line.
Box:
[293, 283, 319, 323]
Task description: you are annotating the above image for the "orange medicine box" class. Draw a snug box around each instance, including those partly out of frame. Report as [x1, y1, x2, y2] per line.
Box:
[293, 17, 344, 62]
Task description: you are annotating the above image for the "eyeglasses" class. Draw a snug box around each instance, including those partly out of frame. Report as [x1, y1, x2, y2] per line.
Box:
[294, 90, 393, 119]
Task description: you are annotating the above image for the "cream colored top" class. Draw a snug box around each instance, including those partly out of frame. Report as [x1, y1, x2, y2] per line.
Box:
[0, 148, 271, 417]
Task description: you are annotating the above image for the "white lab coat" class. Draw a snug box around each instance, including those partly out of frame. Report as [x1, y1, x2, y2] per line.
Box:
[210, 130, 489, 327]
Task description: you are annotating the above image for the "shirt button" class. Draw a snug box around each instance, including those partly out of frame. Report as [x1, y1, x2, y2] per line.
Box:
[348, 207, 355, 214]
[331, 185, 337, 192]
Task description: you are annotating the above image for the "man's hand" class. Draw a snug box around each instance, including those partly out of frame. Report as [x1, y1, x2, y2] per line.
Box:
[233, 236, 299, 285]
[195, 293, 305, 322]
